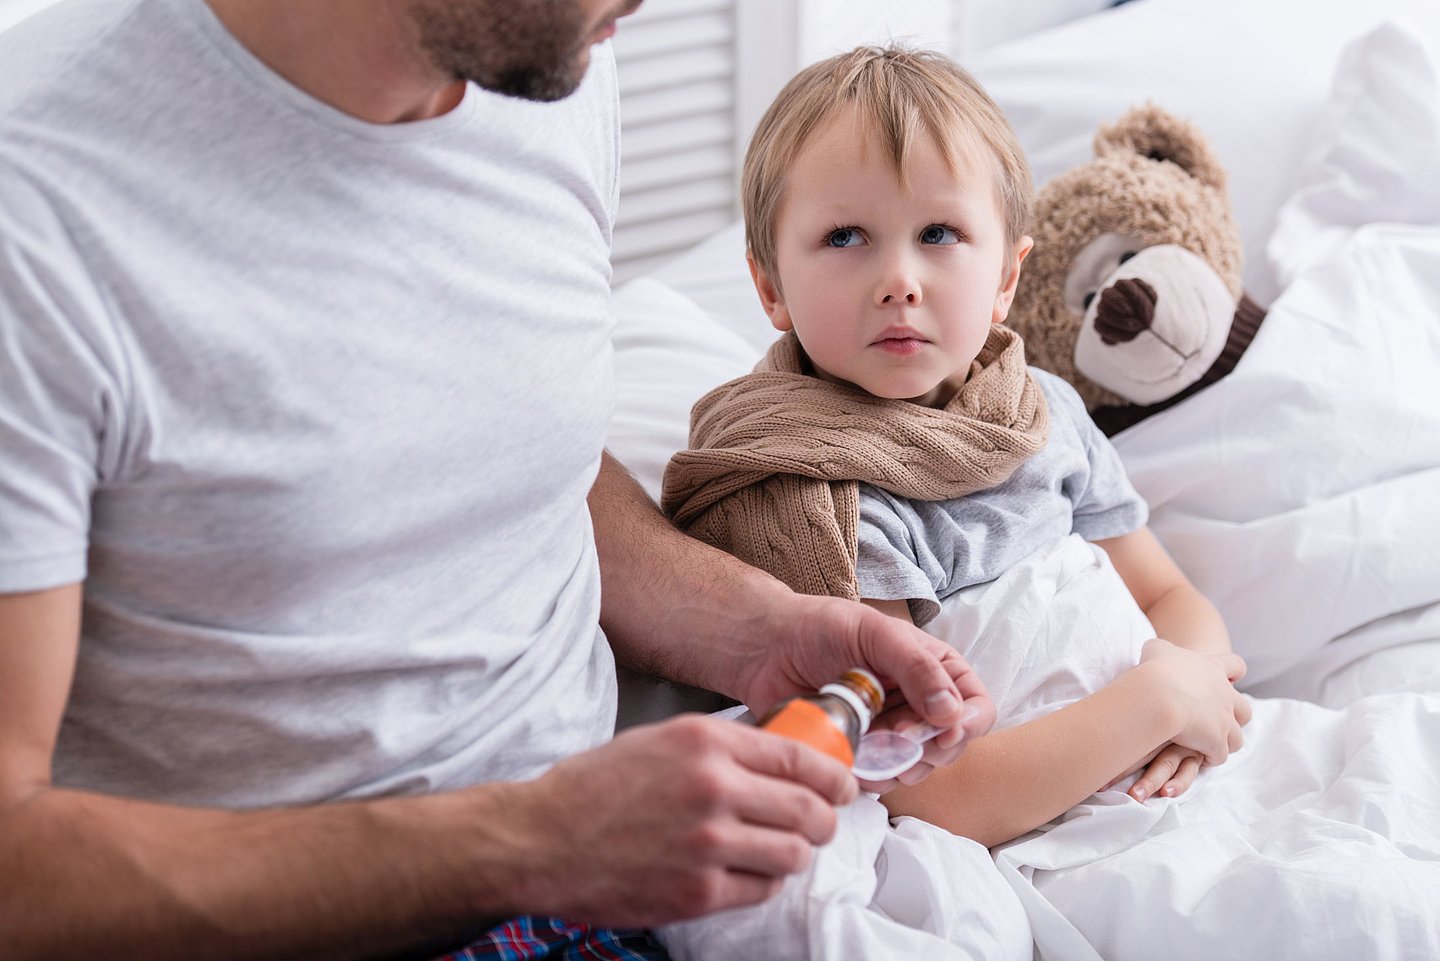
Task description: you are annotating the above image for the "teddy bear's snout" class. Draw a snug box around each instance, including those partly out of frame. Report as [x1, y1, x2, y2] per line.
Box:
[1093, 278, 1159, 346]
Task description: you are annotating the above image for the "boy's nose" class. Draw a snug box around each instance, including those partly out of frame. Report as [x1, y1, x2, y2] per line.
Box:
[875, 258, 922, 306]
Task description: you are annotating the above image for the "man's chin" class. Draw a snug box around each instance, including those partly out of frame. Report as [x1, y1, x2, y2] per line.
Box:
[490, 48, 591, 102]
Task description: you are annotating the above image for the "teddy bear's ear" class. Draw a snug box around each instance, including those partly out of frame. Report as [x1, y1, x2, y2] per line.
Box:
[1093, 103, 1228, 193]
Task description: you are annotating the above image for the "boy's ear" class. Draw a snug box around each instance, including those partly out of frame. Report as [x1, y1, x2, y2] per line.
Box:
[747, 251, 794, 332]
[992, 235, 1034, 323]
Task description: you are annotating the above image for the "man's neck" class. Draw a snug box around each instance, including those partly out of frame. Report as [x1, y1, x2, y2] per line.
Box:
[205, 0, 466, 124]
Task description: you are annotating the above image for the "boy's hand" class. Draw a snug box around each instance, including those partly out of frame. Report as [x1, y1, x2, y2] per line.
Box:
[1138, 638, 1251, 767]
[1126, 743, 1204, 801]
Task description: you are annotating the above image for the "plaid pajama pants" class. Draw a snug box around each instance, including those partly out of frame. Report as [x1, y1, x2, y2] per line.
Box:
[431, 916, 670, 961]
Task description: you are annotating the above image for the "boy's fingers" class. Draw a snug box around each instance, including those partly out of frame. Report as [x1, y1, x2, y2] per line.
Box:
[1235, 694, 1254, 727]
[1160, 755, 1202, 797]
[1132, 746, 1185, 801]
[1216, 652, 1247, 683]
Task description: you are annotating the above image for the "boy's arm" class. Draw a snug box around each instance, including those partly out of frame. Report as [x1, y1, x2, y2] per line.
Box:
[1095, 527, 1233, 657]
[1096, 527, 1246, 801]
[881, 642, 1249, 847]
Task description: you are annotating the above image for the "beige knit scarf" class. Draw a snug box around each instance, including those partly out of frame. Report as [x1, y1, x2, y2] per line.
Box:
[661, 325, 1049, 599]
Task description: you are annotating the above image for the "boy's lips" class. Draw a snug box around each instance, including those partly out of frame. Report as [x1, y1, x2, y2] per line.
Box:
[871, 327, 929, 355]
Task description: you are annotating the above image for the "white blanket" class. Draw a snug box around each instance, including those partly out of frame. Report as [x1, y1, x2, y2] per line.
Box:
[923, 536, 1440, 961]
[658, 794, 1031, 961]
[660, 530, 1156, 961]
[663, 528, 1440, 961]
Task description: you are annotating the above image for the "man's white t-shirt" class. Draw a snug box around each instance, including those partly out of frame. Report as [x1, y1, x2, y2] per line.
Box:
[0, 0, 621, 806]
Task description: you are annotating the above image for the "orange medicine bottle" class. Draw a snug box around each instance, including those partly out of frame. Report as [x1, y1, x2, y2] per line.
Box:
[758, 668, 885, 767]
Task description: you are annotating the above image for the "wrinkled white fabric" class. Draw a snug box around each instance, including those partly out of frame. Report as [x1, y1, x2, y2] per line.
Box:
[1112, 226, 1440, 692]
[925, 536, 1440, 961]
[658, 781, 1032, 961]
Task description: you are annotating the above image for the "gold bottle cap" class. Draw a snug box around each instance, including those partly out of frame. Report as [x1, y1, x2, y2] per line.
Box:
[820, 667, 884, 731]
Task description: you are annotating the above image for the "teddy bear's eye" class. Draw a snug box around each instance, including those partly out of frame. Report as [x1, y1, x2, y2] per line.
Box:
[1083, 291, 1097, 310]
[1119, 251, 1137, 265]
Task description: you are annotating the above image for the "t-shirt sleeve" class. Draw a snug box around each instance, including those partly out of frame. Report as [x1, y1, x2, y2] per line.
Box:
[589, 41, 622, 232]
[855, 485, 942, 627]
[0, 167, 127, 592]
[1048, 375, 1148, 541]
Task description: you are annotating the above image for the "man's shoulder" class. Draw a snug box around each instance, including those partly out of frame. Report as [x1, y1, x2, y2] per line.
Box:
[0, 0, 145, 119]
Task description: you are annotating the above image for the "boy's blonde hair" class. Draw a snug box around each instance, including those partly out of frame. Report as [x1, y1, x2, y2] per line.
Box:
[742, 45, 1033, 286]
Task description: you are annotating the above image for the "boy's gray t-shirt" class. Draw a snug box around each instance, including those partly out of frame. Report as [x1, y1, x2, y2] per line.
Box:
[857, 369, 1147, 625]
[0, 0, 622, 806]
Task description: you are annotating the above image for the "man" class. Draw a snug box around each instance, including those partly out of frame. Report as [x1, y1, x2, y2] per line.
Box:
[0, 1, 995, 959]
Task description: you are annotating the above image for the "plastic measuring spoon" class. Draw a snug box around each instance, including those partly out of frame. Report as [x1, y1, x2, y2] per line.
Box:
[851, 722, 945, 781]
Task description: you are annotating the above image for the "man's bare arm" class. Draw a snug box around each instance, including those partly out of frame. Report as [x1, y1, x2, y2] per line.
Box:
[587, 452, 997, 777]
[0, 586, 539, 960]
[0, 586, 856, 961]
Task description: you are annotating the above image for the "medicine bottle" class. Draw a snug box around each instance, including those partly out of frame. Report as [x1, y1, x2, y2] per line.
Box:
[759, 668, 884, 767]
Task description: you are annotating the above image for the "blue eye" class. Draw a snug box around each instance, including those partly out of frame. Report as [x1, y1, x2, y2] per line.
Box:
[825, 227, 863, 248]
[920, 224, 960, 245]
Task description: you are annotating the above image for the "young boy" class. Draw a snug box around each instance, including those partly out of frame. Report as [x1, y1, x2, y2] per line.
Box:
[661, 44, 1252, 847]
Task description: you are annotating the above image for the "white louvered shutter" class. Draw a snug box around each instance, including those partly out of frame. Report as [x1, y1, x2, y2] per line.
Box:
[609, 0, 741, 284]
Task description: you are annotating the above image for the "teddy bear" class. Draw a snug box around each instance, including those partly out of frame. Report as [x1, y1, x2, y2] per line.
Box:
[1007, 104, 1267, 436]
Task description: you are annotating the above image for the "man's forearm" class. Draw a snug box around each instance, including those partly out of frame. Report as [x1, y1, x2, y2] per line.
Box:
[587, 451, 792, 700]
[1, 783, 531, 961]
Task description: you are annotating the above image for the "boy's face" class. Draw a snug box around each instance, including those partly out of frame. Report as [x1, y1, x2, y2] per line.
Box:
[750, 109, 1031, 408]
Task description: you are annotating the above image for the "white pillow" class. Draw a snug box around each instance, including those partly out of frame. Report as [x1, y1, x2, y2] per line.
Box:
[647, 221, 774, 354]
[1264, 22, 1440, 289]
[1110, 23, 1440, 687]
[968, 0, 1440, 304]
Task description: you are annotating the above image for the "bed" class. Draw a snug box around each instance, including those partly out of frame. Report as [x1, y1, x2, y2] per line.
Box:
[604, 1, 1440, 958]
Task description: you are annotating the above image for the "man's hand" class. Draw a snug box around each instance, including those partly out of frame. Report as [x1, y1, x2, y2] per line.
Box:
[588, 452, 995, 795]
[500, 714, 857, 928]
[728, 592, 996, 793]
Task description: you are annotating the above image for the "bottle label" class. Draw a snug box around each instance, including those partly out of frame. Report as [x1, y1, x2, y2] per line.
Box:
[760, 699, 855, 766]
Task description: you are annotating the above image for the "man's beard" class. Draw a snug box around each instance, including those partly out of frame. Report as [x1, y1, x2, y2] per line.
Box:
[409, 0, 592, 103]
